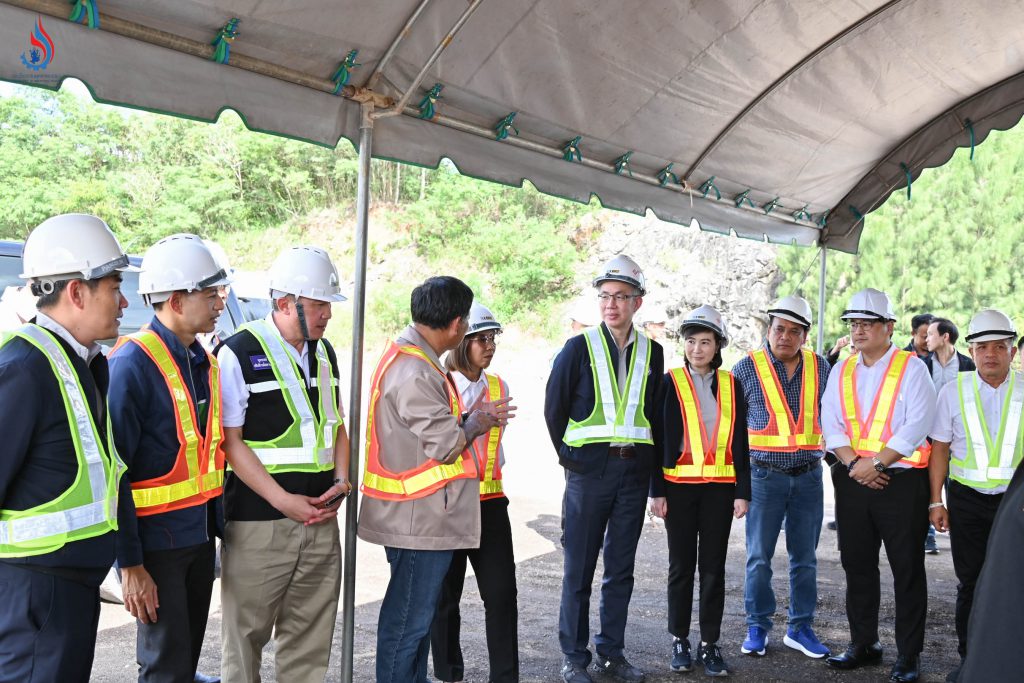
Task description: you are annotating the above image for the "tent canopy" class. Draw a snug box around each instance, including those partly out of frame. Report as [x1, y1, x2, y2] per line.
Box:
[1, 0, 1023, 253]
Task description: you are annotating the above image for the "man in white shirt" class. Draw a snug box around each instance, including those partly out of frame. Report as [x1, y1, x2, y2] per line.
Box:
[927, 309, 1021, 683]
[924, 318, 976, 391]
[821, 289, 936, 683]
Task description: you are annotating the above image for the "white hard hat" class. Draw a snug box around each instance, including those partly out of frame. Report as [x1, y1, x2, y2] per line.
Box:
[965, 308, 1017, 344]
[639, 304, 668, 326]
[203, 239, 233, 275]
[840, 288, 896, 322]
[20, 214, 137, 292]
[268, 246, 347, 303]
[568, 297, 600, 326]
[593, 254, 646, 296]
[767, 294, 813, 328]
[466, 302, 501, 334]
[679, 304, 729, 347]
[138, 234, 232, 305]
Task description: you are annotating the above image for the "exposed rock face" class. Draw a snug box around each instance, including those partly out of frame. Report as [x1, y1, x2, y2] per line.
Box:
[574, 211, 783, 352]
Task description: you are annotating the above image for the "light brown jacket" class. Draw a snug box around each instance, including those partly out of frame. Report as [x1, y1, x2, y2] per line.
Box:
[357, 326, 481, 550]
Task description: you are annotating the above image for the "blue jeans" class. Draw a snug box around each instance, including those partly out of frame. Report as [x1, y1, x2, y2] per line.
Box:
[376, 547, 454, 683]
[744, 462, 823, 631]
[559, 456, 648, 666]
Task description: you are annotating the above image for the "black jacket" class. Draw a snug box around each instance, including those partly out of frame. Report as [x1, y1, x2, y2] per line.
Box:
[922, 350, 975, 376]
[544, 323, 664, 477]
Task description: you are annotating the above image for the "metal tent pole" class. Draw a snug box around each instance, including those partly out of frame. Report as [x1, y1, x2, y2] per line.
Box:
[340, 101, 374, 683]
[817, 246, 827, 354]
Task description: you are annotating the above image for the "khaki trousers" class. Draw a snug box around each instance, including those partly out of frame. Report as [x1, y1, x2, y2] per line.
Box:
[221, 517, 341, 683]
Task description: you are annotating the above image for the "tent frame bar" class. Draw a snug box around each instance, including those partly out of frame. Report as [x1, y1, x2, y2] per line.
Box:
[683, 0, 909, 181]
[2, 0, 821, 232]
[340, 101, 375, 683]
[816, 246, 827, 354]
[365, 0, 434, 90]
[374, 0, 486, 119]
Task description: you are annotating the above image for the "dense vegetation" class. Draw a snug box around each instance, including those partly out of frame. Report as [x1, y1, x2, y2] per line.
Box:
[777, 122, 1024, 343]
[2, 84, 1022, 344]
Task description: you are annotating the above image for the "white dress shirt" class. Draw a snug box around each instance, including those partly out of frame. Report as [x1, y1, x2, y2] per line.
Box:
[931, 371, 1015, 494]
[217, 314, 345, 429]
[453, 369, 507, 470]
[822, 343, 937, 465]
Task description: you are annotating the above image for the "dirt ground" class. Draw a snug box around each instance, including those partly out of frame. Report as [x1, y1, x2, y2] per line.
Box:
[90, 335, 962, 681]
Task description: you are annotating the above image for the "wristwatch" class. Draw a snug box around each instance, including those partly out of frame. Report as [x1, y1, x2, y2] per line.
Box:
[871, 457, 886, 473]
[846, 456, 860, 473]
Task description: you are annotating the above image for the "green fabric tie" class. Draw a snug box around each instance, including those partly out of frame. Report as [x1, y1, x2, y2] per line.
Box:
[793, 205, 812, 222]
[699, 176, 720, 200]
[331, 50, 361, 95]
[613, 152, 633, 176]
[68, 0, 99, 29]
[965, 119, 976, 161]
[418, 84, 443, 120]
[562, 136, 582, 163]
[735, 189, 754, 208]
[900, 163, 912, 200]
[494, 112, 519, 141]
[211, 18, 240, 64]
[763, 197, 780, 214]
[657, 163, 679, 187]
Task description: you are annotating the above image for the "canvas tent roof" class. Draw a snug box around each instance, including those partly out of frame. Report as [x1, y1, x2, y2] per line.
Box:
[2, 0, 1023, 253]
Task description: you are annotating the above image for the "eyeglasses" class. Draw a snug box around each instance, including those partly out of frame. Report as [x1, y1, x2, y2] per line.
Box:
[471, 333, 500, 346]
[847, 320, 882, 331]
[597, 293, 639, 304]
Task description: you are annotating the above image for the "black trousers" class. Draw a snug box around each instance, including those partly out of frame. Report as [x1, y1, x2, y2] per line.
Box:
[0, 562, 101, 682]
[663, 482, 734, 644]
[832, 466, 929, 655]
[430, 497, 519, 682]
[947, 479, 1003, 658]
[137, 540, 216, 683]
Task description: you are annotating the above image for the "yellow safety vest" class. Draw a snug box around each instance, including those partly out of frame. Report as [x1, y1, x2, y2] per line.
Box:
[950, 371, 1024, 489]
[239, 320, 342, 474]
[747, 348, 822, 451]
[663, 367, 736, 483]
[563, 326, 653, 446]
[477, 373, 508, 499]
[0, 325, 125, 557]
[839, 350, 930, 467]
[113, 330, 225, 515]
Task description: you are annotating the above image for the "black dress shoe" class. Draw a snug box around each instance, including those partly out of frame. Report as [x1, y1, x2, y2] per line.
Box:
[889, 654, 920, 682]
[826, 642, 884, 670]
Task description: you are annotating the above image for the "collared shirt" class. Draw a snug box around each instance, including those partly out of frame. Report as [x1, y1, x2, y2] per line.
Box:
[930, 349, 961, 390]
[218, 313, 345, 429]
[453, 369, 506, 470]
[35, 311, 102, 363]
[610, 326, 638, 447]
[931, 371, 1014, 494]
[732, 345, 830, 469]
[822, 343, 936, 463]
[689, 368, 718, 445]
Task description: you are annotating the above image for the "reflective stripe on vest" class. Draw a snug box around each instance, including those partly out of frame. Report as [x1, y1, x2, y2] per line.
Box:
[562, 326, 653, 446]
[663, 368, 736, 483]
[238, 320, 341, 473]
[478, 373, 507, 499]
[839, 349, 929, 467]
[114, 330, 225, 515]
[0, 325, 125, 557]
[950, 372, 1024, 487]
[361, 343, 478, 501]
[747, 348, 823, 451]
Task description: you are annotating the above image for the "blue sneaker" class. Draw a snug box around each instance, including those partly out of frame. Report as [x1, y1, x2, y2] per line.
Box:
[783, 625, 830, 658]
[670, 638, 692, 672]
[741, 626, 767, 656]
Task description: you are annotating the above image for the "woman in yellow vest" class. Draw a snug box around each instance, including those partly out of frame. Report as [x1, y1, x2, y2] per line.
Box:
[649, 305, 750, 677]
[429, 302, 518, 683]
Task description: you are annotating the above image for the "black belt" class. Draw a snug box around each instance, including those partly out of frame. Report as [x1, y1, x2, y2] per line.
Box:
[882, 466, 916, 476]
[753, 459, 820, 476]
[609, 446, 636, 459]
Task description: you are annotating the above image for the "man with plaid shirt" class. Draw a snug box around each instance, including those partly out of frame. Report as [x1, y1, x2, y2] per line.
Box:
[731, 295, 831, 660]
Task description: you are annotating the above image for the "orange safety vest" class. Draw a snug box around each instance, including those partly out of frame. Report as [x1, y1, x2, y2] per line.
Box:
[112, 330, 225, 516]
[839, 349, 930, 467]
[476, 373, 508, 500]
[663, 367, 736, 484]
[361, 342, 479, 501]
[747, 348, 823, 452]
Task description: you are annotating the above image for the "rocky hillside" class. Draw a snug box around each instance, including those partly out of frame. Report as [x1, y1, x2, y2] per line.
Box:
[571, 211, 783, 352]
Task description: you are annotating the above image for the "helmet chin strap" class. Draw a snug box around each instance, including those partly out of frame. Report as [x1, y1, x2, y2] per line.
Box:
[294, 297, 313, 341]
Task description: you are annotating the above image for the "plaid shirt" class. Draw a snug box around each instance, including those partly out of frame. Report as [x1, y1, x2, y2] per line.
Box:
[732, 346, 830, 469]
